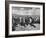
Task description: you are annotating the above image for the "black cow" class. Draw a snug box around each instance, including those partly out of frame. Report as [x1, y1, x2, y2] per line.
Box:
[29, 17, 36, 28]
[20, 18, 25, 26]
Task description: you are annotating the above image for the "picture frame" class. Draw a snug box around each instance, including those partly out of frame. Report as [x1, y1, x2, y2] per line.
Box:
[5, 1, 45, 37]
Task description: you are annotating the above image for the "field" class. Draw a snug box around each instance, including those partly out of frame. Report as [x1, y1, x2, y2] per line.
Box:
[13, 24, 40, 31]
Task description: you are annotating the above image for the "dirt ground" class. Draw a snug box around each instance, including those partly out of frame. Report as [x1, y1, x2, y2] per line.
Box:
[14, 24, 40, 31]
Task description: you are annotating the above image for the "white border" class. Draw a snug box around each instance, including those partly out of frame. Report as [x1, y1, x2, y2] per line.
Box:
[9, 4, 43, 35]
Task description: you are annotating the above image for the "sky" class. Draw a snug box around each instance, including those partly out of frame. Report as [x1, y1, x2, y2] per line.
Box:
[12, 7, 40, 16]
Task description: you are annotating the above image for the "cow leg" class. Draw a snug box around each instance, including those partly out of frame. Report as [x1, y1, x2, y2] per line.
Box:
[30, 23, 36, 28]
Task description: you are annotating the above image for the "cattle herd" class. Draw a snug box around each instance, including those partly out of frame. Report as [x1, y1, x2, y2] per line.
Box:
[12, 15, 40, 31]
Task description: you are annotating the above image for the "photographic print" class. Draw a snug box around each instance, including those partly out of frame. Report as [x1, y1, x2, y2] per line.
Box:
[12, 7, 40, 31]
[5, 1, 45, 37]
